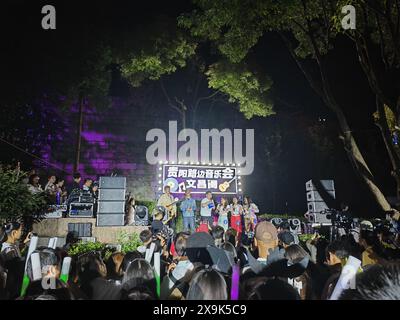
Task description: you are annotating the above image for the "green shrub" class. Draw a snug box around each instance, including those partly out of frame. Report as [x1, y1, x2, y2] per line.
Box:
[0, 166, 48, 229]
[67, 240, 114, 260]
[116, 230, 142, 253]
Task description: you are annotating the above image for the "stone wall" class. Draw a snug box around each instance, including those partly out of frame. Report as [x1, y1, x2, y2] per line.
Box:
[33, 217, 147, 243]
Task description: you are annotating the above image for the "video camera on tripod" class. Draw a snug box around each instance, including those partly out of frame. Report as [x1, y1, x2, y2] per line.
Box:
[324, 208, 353, 229]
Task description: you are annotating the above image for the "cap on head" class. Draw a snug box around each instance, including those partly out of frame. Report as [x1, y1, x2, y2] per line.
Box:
[255, 221, 278, 243]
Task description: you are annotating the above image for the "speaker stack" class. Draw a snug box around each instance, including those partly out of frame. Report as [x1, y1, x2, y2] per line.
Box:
[305, 179, 335, 225]
[97, 177, 126, 226]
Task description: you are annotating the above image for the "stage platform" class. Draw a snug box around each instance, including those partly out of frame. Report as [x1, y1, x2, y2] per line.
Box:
[32, 217, 148, 244]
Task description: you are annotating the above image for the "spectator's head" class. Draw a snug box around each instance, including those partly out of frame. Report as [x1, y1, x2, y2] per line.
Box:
[164, 185, 171, 194]
[139, 229, 152, 247]
[211, 226, 225, 248]
[254, 221, 278, 259]
[65, 231, 79, 245]
[224, 228, 237, 247]
[83, 178, 93, 188]
[247, 278, 301, 300]
[326, 240, 350, 266]
[120, 251, 143, 274]
[73, 172, 81, 183]
[359, 230, 379, 250]
[121, 286, 155, 300]
[77, 252, 107, 298]
[3, 221, 23, 243]
[185, 188, 192, 198]
[187, 269, 228, 300]
[48, 175, 56, 183]
[206, 191, 212, 200]
[232, 196, 239, 205]
[175, 233, 189, 258]
[278, 221, 290, 233]
[106, 252, 125, 280]
[26, 247, 60, 281]
[278, 231, 295, 248]
[29, 174, 40, 186]
[122, 258, 156, 296]
[284, 244, 310, 265]
[222, 242, 237, 263]
[340, 263, 400, 300]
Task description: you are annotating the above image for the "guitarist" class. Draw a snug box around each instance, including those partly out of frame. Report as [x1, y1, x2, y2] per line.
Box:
[157, 185, 177, 230]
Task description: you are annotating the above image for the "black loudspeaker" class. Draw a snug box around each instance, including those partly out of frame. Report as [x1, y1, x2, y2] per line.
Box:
[306, 179, 335, 225]
[134, 205, 149, 226]
[97, 214, 125, 226]
[68, 223, 92, 237]
[97, 201, 125, 213]
[98, 189, 126, 201]
[97, 177, 126, 226]
[99, 177, 126, 189]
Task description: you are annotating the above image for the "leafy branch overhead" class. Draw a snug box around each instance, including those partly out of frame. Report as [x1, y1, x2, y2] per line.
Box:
[119, 33, 274, 120]
[120, 35, 197, 87]
[206, 62, 274, 119]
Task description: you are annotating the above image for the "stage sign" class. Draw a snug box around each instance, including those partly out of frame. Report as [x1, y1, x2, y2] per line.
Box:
[162, 164, 239, 194]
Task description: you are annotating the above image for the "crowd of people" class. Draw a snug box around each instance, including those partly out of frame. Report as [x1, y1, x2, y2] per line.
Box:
[1, 167, 400, 300]
[1, 210, 400, 300]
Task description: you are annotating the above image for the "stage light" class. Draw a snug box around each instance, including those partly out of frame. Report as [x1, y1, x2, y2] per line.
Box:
[237, 163, 241, 167]
[171, 161, 175, 164]
[202, 162, 206, 165]
[158, 167, 162, 171]
[158, 180, 162, 184]
[238, 170, 241, 174]
[164, 161, 169, 164]
[158, 174, 161, 177]
[158, 187, 162, 191]
[197, 162, 200, 165]
[208, 163, 212, 166]
[238, 182, 242, 185]
[238, 188, 242, 192]
[238, 176, 241, 180]
[220, 163, 223, 166]
[184, 161, 188, 165]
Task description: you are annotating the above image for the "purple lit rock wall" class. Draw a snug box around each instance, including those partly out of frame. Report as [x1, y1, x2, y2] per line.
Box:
[34, 98, 175, 201]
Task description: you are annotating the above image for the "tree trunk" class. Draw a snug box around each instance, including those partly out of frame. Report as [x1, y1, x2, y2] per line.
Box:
[73, 93, 84, 173]
[336, 106, 391, 211]
[279, 32, 392, 212]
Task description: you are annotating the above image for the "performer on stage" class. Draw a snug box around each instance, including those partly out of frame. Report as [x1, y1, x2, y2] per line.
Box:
[216, 197, 230, 231]
[157, 185, 177, 229]
[230, 196, 243, 236]
[243, 196, 259, 226]
[200, 191, 215, 227]
[180, 189, 197, 233]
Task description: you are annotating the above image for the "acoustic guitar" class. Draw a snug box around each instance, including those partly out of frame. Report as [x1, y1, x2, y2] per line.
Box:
[164, 198, 180, 218]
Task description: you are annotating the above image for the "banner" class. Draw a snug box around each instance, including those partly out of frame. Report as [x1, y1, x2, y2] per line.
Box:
[161, 164, 239, 195]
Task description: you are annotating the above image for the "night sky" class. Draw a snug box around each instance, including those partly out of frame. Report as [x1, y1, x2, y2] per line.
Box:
[0, 1, 394, 217]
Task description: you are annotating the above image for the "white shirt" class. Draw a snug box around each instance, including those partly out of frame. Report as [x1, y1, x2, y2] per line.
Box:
[200, 198, 214, 217]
